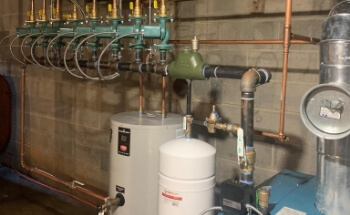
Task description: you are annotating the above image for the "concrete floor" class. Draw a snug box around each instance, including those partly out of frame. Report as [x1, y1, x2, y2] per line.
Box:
[0, 166, 96, 215]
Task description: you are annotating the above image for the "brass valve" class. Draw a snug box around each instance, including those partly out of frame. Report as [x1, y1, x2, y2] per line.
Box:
[240, 147, 256, 172]
[206, 105, 220, 133]
[29, 0, 35, 22]
[133, 0, 141, 17]
[91, 0, 97, 18]
[108, 0, 118, 18]
[159, 0, 167, 16]
[205, 105, 239, 134]
[72, 5, 78, 20]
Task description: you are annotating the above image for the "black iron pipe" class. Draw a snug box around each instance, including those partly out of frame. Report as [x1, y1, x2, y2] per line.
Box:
[203, 65, 247, 79]
[186, 80, 192, 115]
[241, 92, 254, 148]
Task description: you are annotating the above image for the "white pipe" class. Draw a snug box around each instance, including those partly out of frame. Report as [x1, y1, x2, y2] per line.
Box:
[198, 206, 223, 215]
[246, 204, 263, 215]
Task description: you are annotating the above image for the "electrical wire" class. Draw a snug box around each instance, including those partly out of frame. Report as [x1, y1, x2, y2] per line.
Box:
[63, 32, 92, 79]
[21, 33, 43, 66]
[97, 32, 144, 80]
[199, 206, 223, 215]
[246, 203, 263, 215]
[3, 153, 97, 209]
[46, 32, 75, 71]
[10, 36, 27, 65]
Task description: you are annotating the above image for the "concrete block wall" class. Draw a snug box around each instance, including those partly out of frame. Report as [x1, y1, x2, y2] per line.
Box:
[0, 0, 338, 197]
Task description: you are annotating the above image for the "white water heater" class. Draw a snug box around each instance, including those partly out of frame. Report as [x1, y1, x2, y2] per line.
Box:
[109, 112, 184, 215]
[159, 138, 216, 215]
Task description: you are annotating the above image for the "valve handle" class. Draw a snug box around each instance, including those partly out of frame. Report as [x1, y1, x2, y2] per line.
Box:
[154, 0, 158, 9]
[86, 4, 90, 13]
[108, 4, 113, 12]
[237, 128, 245, 161]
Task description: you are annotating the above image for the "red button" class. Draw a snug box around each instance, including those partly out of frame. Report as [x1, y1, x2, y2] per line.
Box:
[120, 145, 128, 151]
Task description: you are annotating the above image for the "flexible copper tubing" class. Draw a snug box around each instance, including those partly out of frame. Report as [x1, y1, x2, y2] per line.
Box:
[169, 39, 316, 45]
[20, 67, 107, 203]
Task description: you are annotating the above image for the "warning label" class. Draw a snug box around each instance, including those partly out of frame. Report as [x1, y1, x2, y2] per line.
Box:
[161, 190, 183, 207]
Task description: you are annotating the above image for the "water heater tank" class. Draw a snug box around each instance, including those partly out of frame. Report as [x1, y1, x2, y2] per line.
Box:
[109, 112, 184, 215]
[158, 138, 216, 215]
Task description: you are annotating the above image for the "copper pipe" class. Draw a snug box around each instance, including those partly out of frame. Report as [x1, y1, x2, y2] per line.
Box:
[291, 33, 320, 44]
[277, 0, 293, 142]
[30, 0, 35, 21]
[56, 0, 61, 20]
[73, 5, 78, 20]
[139, 74, 144, 115]
[20, 67, 107, 203]
[42, 0, 47, 20]
[168, 39, 315, 45]
[162, 76, 166, 118]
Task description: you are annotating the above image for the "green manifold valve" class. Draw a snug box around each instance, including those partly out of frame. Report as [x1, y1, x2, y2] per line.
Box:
[168, 49, 207, 80]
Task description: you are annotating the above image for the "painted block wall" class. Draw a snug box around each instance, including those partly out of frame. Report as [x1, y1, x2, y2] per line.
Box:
[0, 0, 338, 197]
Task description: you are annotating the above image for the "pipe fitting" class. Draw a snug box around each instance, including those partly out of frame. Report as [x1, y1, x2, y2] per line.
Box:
[98, 193, 125, 214]
[159, 0, 167, 16]
[66, 180, 84, 190]
[185, 115, 192, 139]
[241, 68, 271, 93]
[206, 105, 220, 133]
[240, 147, 256, 172]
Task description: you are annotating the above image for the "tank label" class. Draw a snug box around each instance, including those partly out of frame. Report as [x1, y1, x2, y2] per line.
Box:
[118, 127, 131, 156]
[276, 207, 306, 215]
[161, 189, 183, 207]
[320, 107, 341, 120]
[116, 185, 125, 194]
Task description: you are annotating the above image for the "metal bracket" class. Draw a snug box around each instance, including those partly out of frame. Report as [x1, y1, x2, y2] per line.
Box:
[250, 0, 265, 13]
